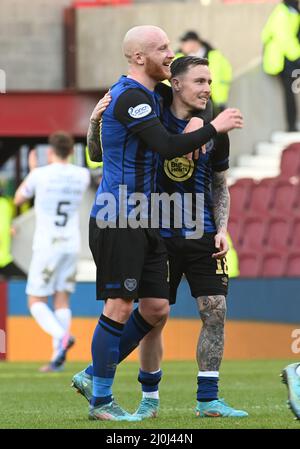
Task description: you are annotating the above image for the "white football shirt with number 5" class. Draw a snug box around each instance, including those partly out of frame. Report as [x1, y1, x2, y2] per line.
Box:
[21, 163, 90, 252]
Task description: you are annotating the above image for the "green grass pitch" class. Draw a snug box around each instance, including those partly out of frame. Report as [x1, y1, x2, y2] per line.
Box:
[0, 360, 299, 429]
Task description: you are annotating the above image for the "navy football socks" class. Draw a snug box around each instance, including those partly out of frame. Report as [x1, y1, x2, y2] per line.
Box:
[91, 314, 124, 407]
[118, 308, 153, 362]
[197, 376, 219, 402]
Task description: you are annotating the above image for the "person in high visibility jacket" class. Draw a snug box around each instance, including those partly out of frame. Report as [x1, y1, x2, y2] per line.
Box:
[178, 31, 232, 116]
[262, 0, 300, 132]
[226, 232, 239, 278]
[0, 188, 25, 278]
[85, 146, 103, 189]
[0, 193, 13, 270]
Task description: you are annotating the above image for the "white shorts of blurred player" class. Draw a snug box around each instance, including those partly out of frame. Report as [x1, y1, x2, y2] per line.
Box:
[26, 251, 78, 297]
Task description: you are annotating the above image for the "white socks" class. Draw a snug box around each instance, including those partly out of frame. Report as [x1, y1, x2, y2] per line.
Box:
[142, 369, 161, 400]
[55, 308, 71, 333]
[143, 391, 159, 400]
[198, 371, 219, 378]
[30, 302, 66, 340]
[52, 308, 72, 359]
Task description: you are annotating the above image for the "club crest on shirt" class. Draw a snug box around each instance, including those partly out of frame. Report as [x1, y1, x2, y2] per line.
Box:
[124, 278, 137, 291]
[128, 104, 152, 119]
[164, 157, 195, 182]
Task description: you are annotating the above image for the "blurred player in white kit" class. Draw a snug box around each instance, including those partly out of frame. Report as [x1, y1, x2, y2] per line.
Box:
[14, 132, 90, 372]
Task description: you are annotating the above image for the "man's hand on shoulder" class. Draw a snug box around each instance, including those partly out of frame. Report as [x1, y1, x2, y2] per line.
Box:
[90, 91, 112, 122]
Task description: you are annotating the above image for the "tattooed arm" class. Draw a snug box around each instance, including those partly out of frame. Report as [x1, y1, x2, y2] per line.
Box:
[211, 170, 230, 258]
[87, 92, 111, 162]
[87, 119, 102, 162]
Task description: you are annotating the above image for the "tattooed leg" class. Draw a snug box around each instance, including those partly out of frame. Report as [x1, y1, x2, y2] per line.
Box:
[196, 295, 227, 371]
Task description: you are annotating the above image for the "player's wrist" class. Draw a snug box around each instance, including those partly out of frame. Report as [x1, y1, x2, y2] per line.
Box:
[210, 119, 221, 133]
[90, 117, 100, 125]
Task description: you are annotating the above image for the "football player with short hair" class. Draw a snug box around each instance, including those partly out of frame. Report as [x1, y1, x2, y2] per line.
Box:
[72, 53, 247, 419]
[14, 132, 90, 372]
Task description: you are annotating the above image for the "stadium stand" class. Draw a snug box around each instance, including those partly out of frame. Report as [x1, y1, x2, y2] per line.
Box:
[229, 142, 300, 277]
[229, 178, 254, 217]
[238, 251, 261, 278]
[228, 216, 242, 247]
[290, 217, 300, 248]
[261, 251, 286, 278]
[286, 252, 300, 277]
[265, 217, 291, 251]
[246, 178, 275, 215]
[270, 179, 299, 215]
[240, 216, 267, 251]
[279, 143, 300, 179]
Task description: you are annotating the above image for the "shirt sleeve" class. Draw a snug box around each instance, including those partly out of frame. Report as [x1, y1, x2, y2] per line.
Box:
[114, 88, 161, 133]
[155, 82, 173, 108]
[211, 133, 230, 172]
[20, 169, 39, 199]
[83, 168, 91, 190]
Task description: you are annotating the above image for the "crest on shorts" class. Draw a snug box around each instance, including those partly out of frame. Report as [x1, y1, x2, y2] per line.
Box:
[124, 278, 137, 292]
[164, 157, 194, 182]
[222, 277, 228, 285]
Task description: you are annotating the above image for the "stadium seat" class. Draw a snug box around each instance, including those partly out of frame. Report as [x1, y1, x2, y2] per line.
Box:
[261, 251, 286, 277]
[290, 217, 300, 249]
[286, 252, 300, 276]
[247, 178, 275, 215]
[238, 251, 261, 277]
[270, 179, 299, 214]
[228, 216, 242, 247]
[229, 178, 255, 216]
[265, 216, 292, 250]
[240, 216, 267, 251]
[279, 144, 300, 179]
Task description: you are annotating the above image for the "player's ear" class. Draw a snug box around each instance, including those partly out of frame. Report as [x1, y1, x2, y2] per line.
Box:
[171, 77, 181, 92]
[134, 51, 145, 66]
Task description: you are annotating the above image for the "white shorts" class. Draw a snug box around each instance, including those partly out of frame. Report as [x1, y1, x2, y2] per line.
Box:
[26, 251, 78, 297]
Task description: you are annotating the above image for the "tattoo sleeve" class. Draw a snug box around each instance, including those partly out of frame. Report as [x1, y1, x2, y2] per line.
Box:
[212, 170, 230, 233]
[196, 295, 227, 371]
[87, 119, 102, 162]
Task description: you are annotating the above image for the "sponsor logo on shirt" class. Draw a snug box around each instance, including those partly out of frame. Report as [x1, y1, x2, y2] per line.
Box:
[164, 157, 195, 182]
[128, 104, 152, 119]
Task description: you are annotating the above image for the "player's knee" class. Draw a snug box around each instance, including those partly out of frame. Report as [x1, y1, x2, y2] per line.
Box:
[104, 298, 133, 323]
[217, 296, 227, 316]
[139, 300, 170, 327]
[198, 295, 226, 323]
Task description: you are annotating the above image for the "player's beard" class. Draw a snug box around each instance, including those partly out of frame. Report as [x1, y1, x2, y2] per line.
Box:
[144, 56, 171, 82]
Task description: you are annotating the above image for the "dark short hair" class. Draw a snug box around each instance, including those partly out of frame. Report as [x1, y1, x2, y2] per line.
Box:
[180, 31, 201, 43]
[170, 56, 209, 78]
[48, 131, 74, 159]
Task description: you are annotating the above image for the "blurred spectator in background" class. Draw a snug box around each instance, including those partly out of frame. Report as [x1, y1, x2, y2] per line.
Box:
[178, 31, 232, 116]
[226, 233, 239, 278]
[14, 134, 90, 372]
[0, 184, 25, 278]
[262, 0, 300, 132]
[85, 146, 103, 189]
